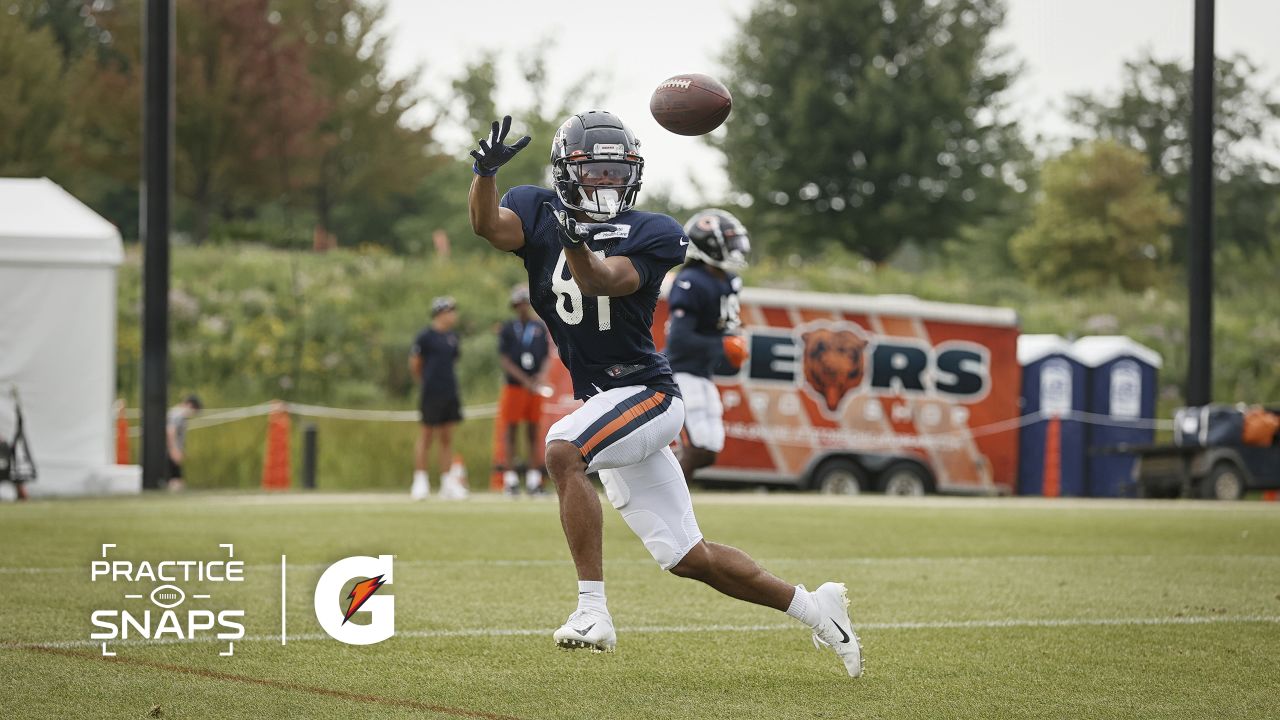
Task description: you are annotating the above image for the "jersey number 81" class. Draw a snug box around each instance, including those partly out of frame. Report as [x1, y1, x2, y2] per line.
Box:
[552, 250, 612, 331]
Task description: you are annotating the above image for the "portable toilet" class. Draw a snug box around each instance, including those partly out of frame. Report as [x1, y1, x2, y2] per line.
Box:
[1017, 335, 1088, 496]
[1074, 336, 1162, 497]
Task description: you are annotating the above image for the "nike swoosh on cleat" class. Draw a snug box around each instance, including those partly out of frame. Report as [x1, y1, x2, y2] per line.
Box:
[830, 619, 851, 644]
[574, 623, 596, 637]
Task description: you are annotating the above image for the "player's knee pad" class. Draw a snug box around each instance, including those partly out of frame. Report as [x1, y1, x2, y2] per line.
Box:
[620, 508, 681, 570]
[599, 469, 631, 508]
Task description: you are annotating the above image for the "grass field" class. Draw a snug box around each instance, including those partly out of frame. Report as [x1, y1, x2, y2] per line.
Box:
[1, 491, 1278, 719]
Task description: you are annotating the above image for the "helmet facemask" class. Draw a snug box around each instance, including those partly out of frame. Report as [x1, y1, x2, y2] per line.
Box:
[554, 155, 644, 221]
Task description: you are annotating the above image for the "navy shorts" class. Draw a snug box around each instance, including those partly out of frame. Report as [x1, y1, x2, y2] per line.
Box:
[420, 394, 462, 426]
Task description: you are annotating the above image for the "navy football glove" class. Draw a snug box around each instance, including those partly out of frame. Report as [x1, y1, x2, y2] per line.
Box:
[543, 202, 619, 248]
[470, 116, 531, 177]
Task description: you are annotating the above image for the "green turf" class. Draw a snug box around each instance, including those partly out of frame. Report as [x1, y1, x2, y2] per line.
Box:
[2, 492, 1278, 719]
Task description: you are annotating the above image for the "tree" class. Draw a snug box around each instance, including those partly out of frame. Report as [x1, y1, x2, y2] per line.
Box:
[718, 0, 1027, 262]
[9, 0, 115, 61]
[173, 0, 325, 243]
[1010, 141, 1178, 292]
[398, 48, 604, 256]
[51, 0, 326, 243]
[276, 0, 434, 247]
[0, 14, 69, 177]
[1067, 53, 1280, 256]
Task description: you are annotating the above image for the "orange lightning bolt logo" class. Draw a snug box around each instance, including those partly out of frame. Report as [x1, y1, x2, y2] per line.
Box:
[342, 575, 386, 625]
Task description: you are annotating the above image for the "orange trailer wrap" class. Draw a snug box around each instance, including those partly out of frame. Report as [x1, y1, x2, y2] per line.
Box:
[539, 287, 1021, 494]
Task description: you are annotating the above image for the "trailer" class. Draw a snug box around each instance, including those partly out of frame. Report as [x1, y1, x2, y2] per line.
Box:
[540, 287, 1021, 495]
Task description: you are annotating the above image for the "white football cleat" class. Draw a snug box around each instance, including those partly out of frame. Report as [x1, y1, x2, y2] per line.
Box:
[553, 608, 616, 653]
[808, 582, 863, 678]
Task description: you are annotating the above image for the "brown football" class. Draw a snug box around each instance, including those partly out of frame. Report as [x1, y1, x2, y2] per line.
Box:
[649, 73, 733, 136]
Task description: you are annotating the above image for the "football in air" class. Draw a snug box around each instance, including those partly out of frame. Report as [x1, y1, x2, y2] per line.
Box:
[649, 73, 733, 136]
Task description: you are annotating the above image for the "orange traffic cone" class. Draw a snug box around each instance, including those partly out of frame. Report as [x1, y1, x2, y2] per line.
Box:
[115, 399, 130, 465]
[490, 406, 509, 491]
[261, 401, 291, 491]
[1042, 415, 1062, 498]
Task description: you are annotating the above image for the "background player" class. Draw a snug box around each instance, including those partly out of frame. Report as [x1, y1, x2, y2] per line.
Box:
[497, 284, 551, 495]
[410, 296, 467, 500]
[466, 113, 862, 677]
[663, 209, 751, 483]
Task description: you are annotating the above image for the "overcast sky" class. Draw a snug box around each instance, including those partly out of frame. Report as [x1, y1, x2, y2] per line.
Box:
[383, 0, 1280, 206]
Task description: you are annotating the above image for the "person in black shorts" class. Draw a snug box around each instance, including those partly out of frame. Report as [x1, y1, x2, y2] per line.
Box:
[410, 297, 464, 500]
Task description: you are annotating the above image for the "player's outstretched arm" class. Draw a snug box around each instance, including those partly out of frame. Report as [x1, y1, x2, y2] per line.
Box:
[468, 116, 530, 252]
[543, 202, 641, 297]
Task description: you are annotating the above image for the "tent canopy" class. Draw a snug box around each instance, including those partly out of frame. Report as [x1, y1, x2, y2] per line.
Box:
[0, 177, 123, 266]
[0, 177, 134, 496]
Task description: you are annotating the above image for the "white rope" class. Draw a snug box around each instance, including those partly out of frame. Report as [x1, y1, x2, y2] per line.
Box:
[120, 402, 1170, 441]
[123, 400, 499, 436]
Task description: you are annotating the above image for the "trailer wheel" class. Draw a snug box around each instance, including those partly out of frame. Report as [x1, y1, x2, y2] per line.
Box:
[877, 463, 932, 496]
[1198, 462, 1245, 501]
[811, 459, 866, 495]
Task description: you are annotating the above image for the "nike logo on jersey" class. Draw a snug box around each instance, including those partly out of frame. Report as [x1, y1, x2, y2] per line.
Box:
[830, 618, 851, 644]
[574, 623, 596, 636]
[677, 280, 692, 289]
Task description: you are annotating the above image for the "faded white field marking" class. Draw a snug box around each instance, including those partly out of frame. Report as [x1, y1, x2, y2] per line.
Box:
[4, 553, 1279, 575]
[8, 491, 1279, 513]
[12, 614, 1280, 650]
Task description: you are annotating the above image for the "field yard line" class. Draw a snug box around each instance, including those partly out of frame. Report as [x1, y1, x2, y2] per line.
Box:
[12, 614, 1280, 650]
[8, 492, 1280, 512]
[5, 553, 1279, 575]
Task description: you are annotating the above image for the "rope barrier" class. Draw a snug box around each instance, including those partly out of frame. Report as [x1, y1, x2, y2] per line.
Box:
[124, 400, 499, 437]
[122, 401, 1172, 442]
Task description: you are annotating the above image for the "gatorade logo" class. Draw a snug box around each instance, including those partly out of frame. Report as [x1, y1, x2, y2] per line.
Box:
[313, 555, 395, 645]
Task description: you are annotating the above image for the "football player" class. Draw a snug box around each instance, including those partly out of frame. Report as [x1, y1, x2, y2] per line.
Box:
[663, 209, 751, 482]
[467, 113, 862, 676]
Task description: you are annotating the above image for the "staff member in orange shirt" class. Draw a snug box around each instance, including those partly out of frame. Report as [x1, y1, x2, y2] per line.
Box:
[496, 285, 551, 495]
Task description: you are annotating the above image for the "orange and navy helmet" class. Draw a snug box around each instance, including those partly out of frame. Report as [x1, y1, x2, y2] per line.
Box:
[683, 209, 750, 271]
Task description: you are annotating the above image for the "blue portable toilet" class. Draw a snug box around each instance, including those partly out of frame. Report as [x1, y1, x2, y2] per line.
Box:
[1073, 336, 1162, 497]
[1017, 335, 1088, 496]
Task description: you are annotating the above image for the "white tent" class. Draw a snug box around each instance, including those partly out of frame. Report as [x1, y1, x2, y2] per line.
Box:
[0, 177, 139, 496]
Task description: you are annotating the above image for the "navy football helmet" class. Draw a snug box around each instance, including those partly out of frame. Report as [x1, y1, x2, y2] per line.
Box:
[683, 209, 750, 270]
[551, 110, 644, 221]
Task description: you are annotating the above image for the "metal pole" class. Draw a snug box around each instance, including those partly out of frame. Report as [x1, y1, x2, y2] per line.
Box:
[141, 0, 174, 489]
[302, 424, 318, 490]
[1187, 0, 1215, 407]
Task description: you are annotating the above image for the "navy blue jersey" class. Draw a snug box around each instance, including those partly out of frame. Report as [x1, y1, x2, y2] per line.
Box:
[497, 317, 550, 385]
[499, 185, 687, 400]
[663, 262, 743, 378]
[412, 327, 460, 398]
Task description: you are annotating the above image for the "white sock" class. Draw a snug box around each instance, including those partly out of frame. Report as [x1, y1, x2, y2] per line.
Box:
[785, 585, 819, 628]
[503, 470, 519, 490]
[526, 468, 542, 491]
[413, 470, 428, 486]
[576, 580, 607, 614]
